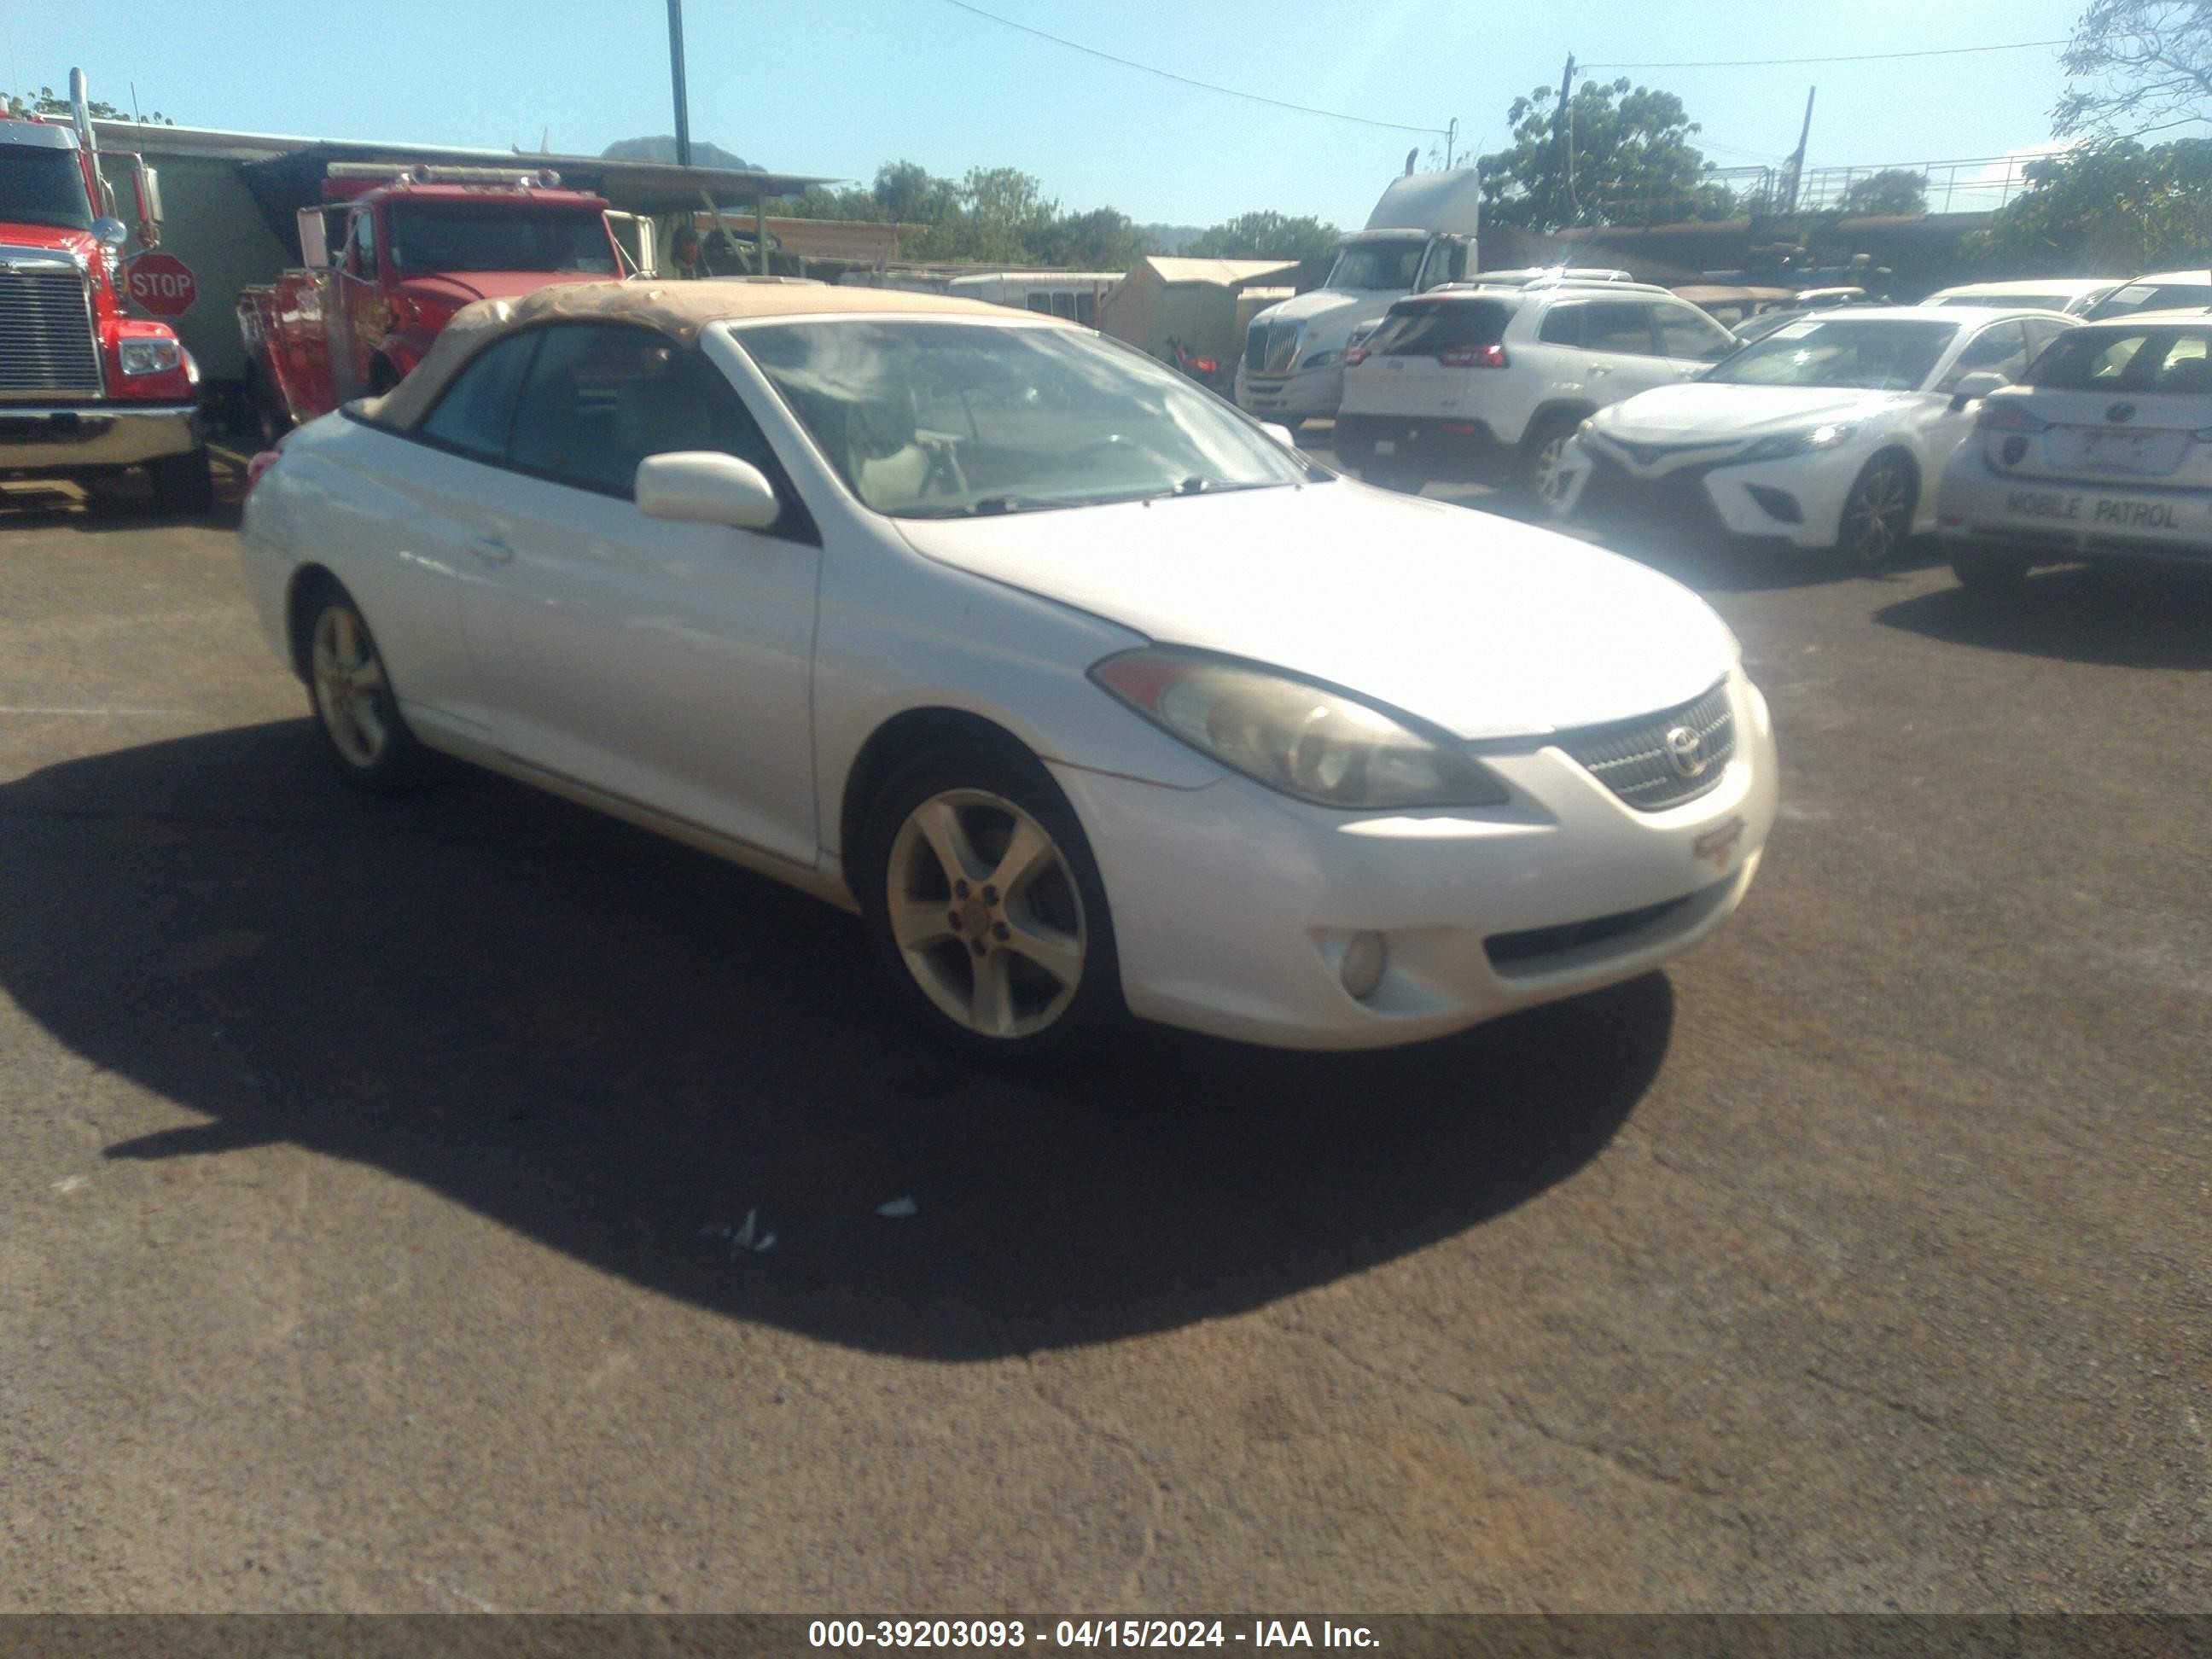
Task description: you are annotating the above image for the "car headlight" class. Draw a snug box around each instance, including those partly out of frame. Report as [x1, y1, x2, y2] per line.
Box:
[119, 338, 182, 377]
[1091, 648, 1510, 809]
[1737, 420, 1861, 463]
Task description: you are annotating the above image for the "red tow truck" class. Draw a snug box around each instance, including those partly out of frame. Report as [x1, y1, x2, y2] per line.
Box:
[0, 71, 211, 512]
[236, 164, 642, 439]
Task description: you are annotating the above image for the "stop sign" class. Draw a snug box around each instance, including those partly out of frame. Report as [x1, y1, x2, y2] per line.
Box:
[124, 252, 197, 318]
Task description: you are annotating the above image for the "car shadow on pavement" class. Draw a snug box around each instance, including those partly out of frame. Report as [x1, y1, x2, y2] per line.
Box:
[0, 722, 1674, 1359]
[1874, 561, 2212, 670]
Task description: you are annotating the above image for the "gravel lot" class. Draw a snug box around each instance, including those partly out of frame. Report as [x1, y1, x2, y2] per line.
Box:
[1, 453, 2205, 1613]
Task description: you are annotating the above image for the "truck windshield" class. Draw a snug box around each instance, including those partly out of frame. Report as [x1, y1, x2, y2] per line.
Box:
[1324, 242, 1426, 292]
[0, 147, 92, 232]
[387, 205, 618, 275]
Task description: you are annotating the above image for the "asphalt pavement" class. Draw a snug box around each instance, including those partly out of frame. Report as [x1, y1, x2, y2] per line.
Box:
[1, 457, 2205, 1612]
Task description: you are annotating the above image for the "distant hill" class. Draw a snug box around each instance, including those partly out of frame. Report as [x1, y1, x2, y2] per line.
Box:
[1139, 223, 1206, 254]
[602, 136, 758, 171]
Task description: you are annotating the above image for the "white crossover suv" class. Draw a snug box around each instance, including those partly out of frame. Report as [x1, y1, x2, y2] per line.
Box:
[1332, 280, 1742, 497]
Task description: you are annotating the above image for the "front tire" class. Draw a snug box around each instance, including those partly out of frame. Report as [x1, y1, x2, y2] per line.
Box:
[148, 448, 215, 515]
[1837, 454, 1916, 571]
[303, 579, 431, 794]
[860, 745, 1123, 1061]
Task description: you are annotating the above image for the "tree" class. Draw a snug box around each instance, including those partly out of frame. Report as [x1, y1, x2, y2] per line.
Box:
[1959, 137, 2212, 270]
[7, 86, 173, 125]
[1476, 77, 1726, 230]
[1837, 168, 1930, 215]
[2055, 0, 2212, 137]
[1185, 210, 1342, 264]
[1028, 206, 1154, 271]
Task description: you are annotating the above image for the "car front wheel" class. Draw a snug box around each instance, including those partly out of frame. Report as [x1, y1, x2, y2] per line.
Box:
[1837, 455, 1915, 571]
[304, 580, 430, 792]
[861, 746, 1122, 1060]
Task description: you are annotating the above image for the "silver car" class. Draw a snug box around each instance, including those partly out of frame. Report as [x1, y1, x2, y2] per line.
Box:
[1936, 309, 2212, 588]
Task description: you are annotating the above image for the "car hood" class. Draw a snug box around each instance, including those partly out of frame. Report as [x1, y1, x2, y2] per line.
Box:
[895, 484, 1736, 740]
[1592, 381, 1913, 441]
[395, 269, 608, 309]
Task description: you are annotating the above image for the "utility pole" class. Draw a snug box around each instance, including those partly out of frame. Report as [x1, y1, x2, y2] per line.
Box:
[1553, 53, 1576, 225]
[667, 0, 693, 169]
[1784, 84, 1816, 215]
[1444, 117, 1458, 169]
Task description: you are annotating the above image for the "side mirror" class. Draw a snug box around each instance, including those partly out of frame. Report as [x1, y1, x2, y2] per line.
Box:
[1949, 370, 2007, 410]
[91, 216, 129, 249]
[635, 451, 781, 530]
[1261, 422, 1299, 450]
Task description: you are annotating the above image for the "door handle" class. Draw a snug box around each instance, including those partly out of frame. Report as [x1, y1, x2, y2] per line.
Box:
[469, 535, 515, 565]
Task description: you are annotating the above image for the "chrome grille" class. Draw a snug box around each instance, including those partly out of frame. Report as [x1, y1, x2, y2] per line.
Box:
[0, 267, 101, 398]
[1243, 317, 1302, 376]
[1243, 319, 1271, 374]
[1556, 680, 1736, 812]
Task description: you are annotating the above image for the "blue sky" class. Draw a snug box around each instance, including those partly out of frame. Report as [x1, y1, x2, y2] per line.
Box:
[31, 0, 2090, 228]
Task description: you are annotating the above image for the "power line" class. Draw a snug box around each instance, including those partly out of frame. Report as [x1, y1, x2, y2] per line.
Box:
[933, 0, 1447, 135]
[1585, 38, 2065, 70]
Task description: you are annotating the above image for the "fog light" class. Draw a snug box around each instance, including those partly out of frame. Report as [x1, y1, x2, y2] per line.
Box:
[1340, 931, 1388, 1000]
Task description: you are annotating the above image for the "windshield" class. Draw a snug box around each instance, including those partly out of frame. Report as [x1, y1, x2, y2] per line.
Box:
[737, 319, 1318, 519]
[0, 147, 91, 232]
[1324, 242, 1426, 292]
[387, 205, 618, 275]
[1705, 317, 1959, 391]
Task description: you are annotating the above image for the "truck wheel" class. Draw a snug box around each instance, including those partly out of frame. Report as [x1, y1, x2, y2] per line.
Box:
[250, 372, 293, 449]
[149, 449, 216, 515]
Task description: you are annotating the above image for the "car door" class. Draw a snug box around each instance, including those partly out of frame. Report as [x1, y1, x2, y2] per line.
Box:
[455, 322, 824, 867]
[1578, 300, 1677, 404]
[342, 329, 544, 738]
[329, 206, 382, 405]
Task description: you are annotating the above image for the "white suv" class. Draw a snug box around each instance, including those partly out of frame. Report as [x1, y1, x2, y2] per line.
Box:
[1333, 280, 1740, 495]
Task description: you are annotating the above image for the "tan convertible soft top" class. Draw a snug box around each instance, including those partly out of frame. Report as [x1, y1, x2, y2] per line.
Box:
[364, 277, 1055, 431]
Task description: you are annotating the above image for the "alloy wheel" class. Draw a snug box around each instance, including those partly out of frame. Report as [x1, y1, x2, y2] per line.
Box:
[1529, 434, 1573, 514]
[1842, 463, 1911, 569]
[311, 605, 392, 770]
[884, 789, 1087, 1039]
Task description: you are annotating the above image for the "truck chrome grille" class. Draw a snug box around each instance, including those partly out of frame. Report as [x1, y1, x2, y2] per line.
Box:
[0, 268, 102, 398]
[1243, 317, 1301, 376]
[1555, 680, 1736, 812]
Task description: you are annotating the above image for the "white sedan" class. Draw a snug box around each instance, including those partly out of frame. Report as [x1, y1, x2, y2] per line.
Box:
[1551, 307, 2078, 568]
[238, 281, 1776, 1057]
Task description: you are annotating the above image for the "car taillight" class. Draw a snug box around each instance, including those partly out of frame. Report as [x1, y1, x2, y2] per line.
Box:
[1343, 346, 1367, 367]
[1436, 344, 1508, 368]
[1191, 357, 1218, 375]
[244, 449, 282, 494]
[1976, 399, 2049, 432]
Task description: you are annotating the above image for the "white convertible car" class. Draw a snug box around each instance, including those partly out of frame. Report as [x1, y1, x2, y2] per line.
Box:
[238, 281, 1777, 1057]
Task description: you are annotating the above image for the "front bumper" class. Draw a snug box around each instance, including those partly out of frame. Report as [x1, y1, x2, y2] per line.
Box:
[0, 402, 201, 474]
[1559, 438, 1855, 550]
[1936, 454, 2212, 566]
[1051, 669, 1778, 1051]
[1237, 362, 1344, 420]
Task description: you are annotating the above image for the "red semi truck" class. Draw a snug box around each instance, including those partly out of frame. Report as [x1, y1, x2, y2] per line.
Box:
[236, 164, 642, 440]
[0, 71, 212, 511]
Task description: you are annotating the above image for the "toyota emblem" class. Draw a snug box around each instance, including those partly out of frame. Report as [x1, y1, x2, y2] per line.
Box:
[1665, 725, 1708, 779]
[2106, 401, 2136, 423]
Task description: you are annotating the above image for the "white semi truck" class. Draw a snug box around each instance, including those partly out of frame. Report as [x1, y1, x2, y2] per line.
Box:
[1234, 169, 1486, 426]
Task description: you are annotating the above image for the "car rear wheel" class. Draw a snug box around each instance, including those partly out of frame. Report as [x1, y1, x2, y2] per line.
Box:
[304, 581, 431, 793]
[1952, 546, 2033, 592]
[861, 747, 1122, 1061]
[1837, 455, 1915, 571]
[148, 448, 215, 515]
